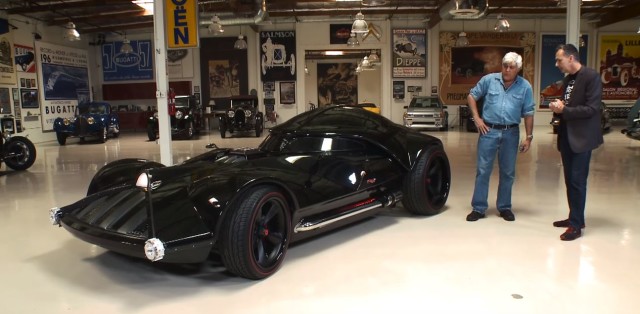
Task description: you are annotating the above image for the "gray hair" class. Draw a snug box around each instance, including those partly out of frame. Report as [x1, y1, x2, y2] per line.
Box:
[502, 52, 523, 70]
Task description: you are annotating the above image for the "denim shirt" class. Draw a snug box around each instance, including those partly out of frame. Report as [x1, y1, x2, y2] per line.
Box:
[469, 73, 535, 125]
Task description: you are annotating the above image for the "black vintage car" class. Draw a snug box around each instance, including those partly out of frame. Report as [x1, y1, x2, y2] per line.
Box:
[53, 102, 120, 145]
[50, 105, 451, 280]
[147, 95, 203, 140]
[218, 95, 264, 138]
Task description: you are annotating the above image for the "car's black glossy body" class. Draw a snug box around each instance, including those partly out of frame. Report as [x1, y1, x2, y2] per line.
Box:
[218, 95, 264, 138]
[147, 95, 203, 140]
[51, 105, 451, 279]
[53, 102, 120, 145]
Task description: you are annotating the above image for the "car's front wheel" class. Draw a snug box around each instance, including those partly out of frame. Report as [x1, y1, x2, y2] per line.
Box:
[147, 124, 157, 141]
[56, 132, 67, 146]
[402, 145, 450, 215]
[219, 186, 291, 280]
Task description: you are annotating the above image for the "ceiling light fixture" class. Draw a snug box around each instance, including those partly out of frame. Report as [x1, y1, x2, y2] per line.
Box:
[494, 14, 510, 32]
[347, 32, 359, 47]
[455, 21, 469, 47]
[351, 12, 368, 34]
[64, 21, 81, 41]
[362, 0, 389, 5]
[368, 50, 380, 64]
[208, 15, 224, 34]
[120, 34, 133, 54]
[234, 26, 247, 50]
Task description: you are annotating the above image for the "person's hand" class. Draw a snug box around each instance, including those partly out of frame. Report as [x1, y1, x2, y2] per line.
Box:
[550, 99, 565, 113]
[474, 117, 489, 134]
[519, 139, 531, 153]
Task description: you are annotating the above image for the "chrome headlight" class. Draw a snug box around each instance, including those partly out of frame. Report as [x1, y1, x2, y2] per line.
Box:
[403, 112, 409, 119]
[153, 112, 158, 119]
[144, 238, 165, 261]
[227, 110, 235, 118]
[244, 109, 252, 117]
[63, 118, 70, 126]
[135, 173, 149, 190]
[175, 111, 184, 119]
[49, 207, 61, 226]
[87, 117, 95, 124]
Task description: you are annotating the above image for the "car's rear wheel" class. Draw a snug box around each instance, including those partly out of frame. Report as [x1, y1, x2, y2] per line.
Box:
[219, 186, 291, 280]
[56, 132, 67, 146]
[402, 145, 450, 215]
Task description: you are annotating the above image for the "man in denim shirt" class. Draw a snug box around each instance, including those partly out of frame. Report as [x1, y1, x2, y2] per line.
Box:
[466, 52, 535, 222]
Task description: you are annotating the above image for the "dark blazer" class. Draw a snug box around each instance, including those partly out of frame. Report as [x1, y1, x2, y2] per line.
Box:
[557, 66, 604, 153]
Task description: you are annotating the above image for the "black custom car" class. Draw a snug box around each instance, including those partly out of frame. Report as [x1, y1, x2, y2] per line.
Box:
[50, 105, 451, 280]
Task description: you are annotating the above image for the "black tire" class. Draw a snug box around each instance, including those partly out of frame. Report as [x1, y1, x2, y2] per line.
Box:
[99, 127, 108, 143]
[186, 121, 194, 139]
[56, 132, 67, 146]
[3, 136, 36, 171]
[402, 145, 451, 215]
[255, 117, 263, 137]
[219, 186, 291, 280]
[147, 125, 157, 141]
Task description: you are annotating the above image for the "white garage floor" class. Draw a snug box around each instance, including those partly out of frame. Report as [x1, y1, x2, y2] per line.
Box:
[1, 125, 639, 314]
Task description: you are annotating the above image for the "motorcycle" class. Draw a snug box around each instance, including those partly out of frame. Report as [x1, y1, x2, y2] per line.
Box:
[621, 98, 640, 141]
[1, 128, 37, 171]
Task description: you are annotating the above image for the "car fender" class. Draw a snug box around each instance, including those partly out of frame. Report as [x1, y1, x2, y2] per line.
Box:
[87, 158, 165, 195]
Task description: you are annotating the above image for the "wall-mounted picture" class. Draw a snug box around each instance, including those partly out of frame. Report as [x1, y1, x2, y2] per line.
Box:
[280, 81, 296, 104]
[20, 78, 25, 88]
[317, 63, 357, 106]
[21, 89, 39, 108]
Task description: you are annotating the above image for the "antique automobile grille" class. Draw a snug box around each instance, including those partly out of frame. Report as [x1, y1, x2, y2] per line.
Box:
[78, 117, 89, 135]
[235, 109, 246, 126]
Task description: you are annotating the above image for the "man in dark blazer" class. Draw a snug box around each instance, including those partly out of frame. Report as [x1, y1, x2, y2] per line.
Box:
[549, 44, 603, 241]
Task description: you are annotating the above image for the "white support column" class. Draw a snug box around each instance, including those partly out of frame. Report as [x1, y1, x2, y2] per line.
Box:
[566, 0, 581, 49]
[154, 0, 172, 166]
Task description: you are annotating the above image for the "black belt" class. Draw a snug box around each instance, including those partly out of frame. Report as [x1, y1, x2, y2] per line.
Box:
[486, 123, 518, 130]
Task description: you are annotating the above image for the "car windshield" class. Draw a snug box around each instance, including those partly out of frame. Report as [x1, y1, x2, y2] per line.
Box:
[78, 104, 107, 115]
[262, 134, 364, 154]
[410, 98, 440, 108]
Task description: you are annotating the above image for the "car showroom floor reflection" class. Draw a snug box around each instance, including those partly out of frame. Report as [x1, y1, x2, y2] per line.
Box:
[1, 126, 639, 314]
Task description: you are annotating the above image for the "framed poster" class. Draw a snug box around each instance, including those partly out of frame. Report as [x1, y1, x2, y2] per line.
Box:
[21, 89, 39, 108]
[260, 31, 297, 82]
[0, 88, 10, 114]
[392, 29, 427, 78]
[598, 33, 640, 101]
[393, 81, 405, 99]
[317, 63, 357, 106]
[279, 81, 295, 104]
[539, 34, 589, 109]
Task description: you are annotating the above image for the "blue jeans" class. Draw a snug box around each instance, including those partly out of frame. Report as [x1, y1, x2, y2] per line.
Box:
[471, 127, 520, 213]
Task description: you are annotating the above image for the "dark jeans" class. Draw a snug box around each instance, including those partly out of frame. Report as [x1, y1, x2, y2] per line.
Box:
[559, 133, 592, 229]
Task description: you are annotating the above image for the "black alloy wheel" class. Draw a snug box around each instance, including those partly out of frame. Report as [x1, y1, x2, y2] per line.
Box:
[219, 186, 291, 280]
[402, 145, 451, 215]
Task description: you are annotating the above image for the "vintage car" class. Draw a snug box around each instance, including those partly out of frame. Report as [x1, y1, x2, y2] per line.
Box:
[53, 102, 120, 145]
[1, 118, 36, 171]
[403, 96, 449, 131]
[219, 95, 264, 138]
[50, 105, 451, 280]
[550, 102, 612, 134]
[621, 98, 640, 141]
[147, 95, 203, 141]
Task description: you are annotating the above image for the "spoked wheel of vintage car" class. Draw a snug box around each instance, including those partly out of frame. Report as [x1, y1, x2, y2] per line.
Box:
[219, 186, 292, 280]
[402, 145, 451, 215]
[56, 132, 67, 145]
[2, 136, 37, 171]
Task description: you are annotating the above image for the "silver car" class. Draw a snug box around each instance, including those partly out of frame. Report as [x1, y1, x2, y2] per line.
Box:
[403, 96, 449, 131]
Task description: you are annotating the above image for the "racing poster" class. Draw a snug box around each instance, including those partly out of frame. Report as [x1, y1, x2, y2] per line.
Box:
[539, 34, 588, 109]
[0, 18, 17, 86]
[392, 29, 426, 78]
[598, 34, 640, 101]
[102, 40, 154, 81]
[438, 32, 535, 106]
[260, 31, 296, 82]
[14, 44, 36, 73]
[35, 41, 90, 131]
